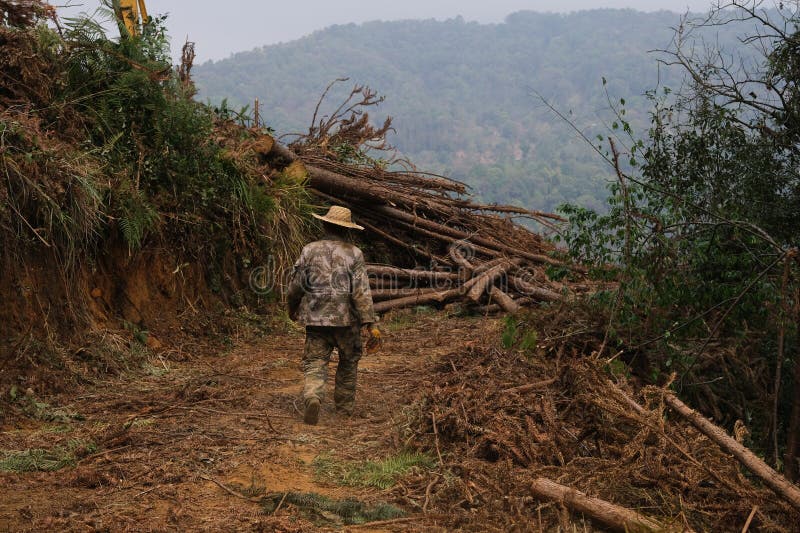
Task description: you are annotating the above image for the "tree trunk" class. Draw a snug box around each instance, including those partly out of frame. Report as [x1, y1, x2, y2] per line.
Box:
[466, 263, 510, 303]
[785, 285, 800, 482]
[370, 287, 439, 302]
[473, 297, 532, 314]
[367, 265, 460, 284]
[372, 288, 461, 313]
[472, 257, 523, 276]
[369, 203, 562, 265]
[489, 286, 520, 313]
[509, 275, 562, 302]
[530, 478, 677, 532]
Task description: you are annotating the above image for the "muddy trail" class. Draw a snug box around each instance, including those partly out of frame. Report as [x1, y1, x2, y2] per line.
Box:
[1, 313, 491, 532]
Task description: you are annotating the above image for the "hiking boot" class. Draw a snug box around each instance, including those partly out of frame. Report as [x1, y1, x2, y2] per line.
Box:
[304, 398, 320, 425]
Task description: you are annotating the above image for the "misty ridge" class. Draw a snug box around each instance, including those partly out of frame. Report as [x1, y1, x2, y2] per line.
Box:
[193, 8, 755, 213]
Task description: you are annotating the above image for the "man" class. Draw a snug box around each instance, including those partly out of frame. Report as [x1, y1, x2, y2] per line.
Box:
[287, 205, 380, 425]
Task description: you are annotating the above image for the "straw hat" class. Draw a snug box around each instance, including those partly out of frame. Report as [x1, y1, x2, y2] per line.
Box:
[312, 205, 364, 230]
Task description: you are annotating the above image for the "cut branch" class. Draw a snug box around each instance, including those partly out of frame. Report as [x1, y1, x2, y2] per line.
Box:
[530, 478, 677, 532]
[664, 393, 800, 511]
[489, 286, 520, 313]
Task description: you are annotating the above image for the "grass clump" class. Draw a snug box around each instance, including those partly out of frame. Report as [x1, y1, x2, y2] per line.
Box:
[0, 439, 96, 472]
[260, 491, 404, 525]
[314, 450, 435, 490]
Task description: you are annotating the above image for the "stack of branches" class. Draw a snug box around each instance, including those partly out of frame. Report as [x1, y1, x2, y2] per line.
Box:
[364, 256, 575, 315]
[267, 80, 584, 313]
[402, 308, 800, 532]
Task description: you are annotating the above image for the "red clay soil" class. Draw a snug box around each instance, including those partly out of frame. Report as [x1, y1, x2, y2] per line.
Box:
[0, 311, 491, 532]
[3, 308, 800, 532]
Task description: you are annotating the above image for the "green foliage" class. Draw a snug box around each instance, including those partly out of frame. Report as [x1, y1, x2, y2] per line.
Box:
[501, 315, 538, 353]
[14, 395, 84, 423]
[117, 188, 159, 250]
[2, 4, 313, 279]
[559, 85, 790, 342]
[0, 114, 106, 264]
[7, 387, 83, 423]
[558, 6, 800, 456]
[313, 450, 434, 489]
[0, 439, 96, 472]
[260, 491, 405, 525]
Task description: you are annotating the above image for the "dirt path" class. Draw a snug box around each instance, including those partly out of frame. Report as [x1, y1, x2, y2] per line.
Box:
[0, 312, 496, 532]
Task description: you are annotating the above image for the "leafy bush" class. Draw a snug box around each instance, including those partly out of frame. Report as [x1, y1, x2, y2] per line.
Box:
[558, 5, 800, 467]
[1, 1, 313, 272]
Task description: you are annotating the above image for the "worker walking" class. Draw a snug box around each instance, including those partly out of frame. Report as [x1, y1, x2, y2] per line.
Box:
[287, 206, 381, 425]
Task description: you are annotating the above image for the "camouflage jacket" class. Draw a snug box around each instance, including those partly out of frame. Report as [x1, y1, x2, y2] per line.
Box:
[287, 238, 377, 327]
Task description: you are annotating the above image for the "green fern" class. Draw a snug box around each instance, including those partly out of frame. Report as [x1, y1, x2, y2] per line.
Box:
[119, 191, 158, 250]
[0, 440, 97, 473]
[260, 491, 404, 525]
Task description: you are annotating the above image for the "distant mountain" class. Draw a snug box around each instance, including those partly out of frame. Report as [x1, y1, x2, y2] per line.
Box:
[193, 9, 741, 212]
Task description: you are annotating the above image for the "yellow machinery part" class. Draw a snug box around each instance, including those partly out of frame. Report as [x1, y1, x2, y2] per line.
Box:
[117, 0, 149, 37]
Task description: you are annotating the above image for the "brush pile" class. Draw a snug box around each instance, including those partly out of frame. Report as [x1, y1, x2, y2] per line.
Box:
[402, 309, 800, 531]
[264, 82, 591, 314]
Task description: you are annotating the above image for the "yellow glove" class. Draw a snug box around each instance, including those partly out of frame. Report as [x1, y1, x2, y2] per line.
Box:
[365, 324, 383, 354]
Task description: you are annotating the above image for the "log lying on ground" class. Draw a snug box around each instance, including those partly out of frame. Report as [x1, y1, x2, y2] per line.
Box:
[373, 288, 461, 314]
[449, 245, 474, 276]
[467, 262, 512, 303]
[510, 275, 563, 302]
[664, 393, 800, 511]
[489, 286, 520, 313]
[367, 265, 460, 284]
[370, 287, 440, 302]
[474, 297, 532, 315]
[473, 257, 523, 276]
[530, 478, 677, 532]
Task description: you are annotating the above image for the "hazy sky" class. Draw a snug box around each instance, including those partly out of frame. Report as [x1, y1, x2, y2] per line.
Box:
[55, 1, 714, 63]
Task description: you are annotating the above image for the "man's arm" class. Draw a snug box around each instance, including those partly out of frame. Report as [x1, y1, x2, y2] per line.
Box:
[350, 249, 377, 326]
[286, 254, 305, 321]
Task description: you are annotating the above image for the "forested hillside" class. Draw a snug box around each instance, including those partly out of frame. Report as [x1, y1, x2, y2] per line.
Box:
[194, 9, 741, 211]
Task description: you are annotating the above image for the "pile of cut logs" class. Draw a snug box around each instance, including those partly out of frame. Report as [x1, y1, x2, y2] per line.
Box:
[366, 258, 565, 314]
[267, 140, 595, 314]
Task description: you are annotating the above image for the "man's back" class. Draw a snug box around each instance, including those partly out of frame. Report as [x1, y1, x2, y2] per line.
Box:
[287, 238, 375, 327]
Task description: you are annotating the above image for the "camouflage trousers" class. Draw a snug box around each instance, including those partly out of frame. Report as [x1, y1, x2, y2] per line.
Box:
[302, 325, 362, 413]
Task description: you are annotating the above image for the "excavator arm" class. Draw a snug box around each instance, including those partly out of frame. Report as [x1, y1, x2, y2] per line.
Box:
[116, 0, 149, 37]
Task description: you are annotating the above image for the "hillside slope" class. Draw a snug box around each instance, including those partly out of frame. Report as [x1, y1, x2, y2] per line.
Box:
[193, 9, 742, 211]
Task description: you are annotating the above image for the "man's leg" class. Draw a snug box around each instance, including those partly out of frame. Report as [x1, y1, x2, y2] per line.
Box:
[333, 324, 363, 414]
[302, 327, 334, 424]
